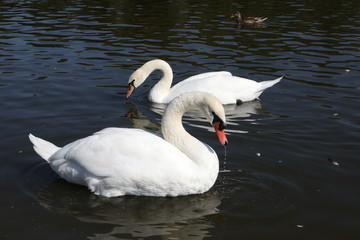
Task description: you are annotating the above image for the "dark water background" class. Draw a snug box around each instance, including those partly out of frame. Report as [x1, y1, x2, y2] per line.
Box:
[1, 0, 360, 239]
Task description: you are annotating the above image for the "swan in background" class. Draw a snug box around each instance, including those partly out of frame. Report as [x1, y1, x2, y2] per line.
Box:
[29, 92, 228, 197]
[126, 59, 282, 104]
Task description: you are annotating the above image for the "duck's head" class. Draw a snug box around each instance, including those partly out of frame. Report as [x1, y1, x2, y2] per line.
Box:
[230, 11, 242, 22]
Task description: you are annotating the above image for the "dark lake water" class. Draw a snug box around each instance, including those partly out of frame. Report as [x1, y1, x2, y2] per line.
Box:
[1, 0, 360, 239]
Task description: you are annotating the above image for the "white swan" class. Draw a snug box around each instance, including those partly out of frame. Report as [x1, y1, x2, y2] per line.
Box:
[126, 59, 282, 104]
[29, 92, 228, 197]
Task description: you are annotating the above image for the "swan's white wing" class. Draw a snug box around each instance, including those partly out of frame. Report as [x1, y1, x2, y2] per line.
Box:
[168, 75, 262, 104]
[48, 128, 196, 196]
[181, 71, 232, 83]
[173, 71, 232, 90]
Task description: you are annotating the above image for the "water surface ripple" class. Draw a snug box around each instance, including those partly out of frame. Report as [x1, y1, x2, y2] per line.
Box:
[1, 0, 360, 239]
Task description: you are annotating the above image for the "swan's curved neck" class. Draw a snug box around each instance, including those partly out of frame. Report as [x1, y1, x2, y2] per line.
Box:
[161, 96, 216, 165]
[144, 60, 173, 103]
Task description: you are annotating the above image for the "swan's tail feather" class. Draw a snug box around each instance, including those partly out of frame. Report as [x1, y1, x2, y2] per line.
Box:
[28, 134, 60, 162]
[258, 76, 283, 92]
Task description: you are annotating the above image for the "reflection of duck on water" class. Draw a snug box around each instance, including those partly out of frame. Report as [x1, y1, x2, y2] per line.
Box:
[37, 179, 220, 239]
[231, 11, 268, 24]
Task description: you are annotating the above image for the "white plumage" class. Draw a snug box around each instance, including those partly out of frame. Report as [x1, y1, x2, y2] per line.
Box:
[126, 59, 282, 104]
[29, 92, 228, 197]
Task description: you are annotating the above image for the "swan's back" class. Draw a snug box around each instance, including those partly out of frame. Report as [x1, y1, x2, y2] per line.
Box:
[168, 75, 276, 104]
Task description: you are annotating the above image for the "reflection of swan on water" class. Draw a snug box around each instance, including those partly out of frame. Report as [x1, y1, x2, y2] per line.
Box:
[150, 100, 263, 134]
[123, 100, 262, 137]
[125, 102, 161, 134]
[37, 180, 220, 239]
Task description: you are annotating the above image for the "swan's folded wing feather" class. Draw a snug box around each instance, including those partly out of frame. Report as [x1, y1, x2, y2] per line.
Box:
[173, 71, 232, 89]
[48, 128, 192, 182]
[169, 75, 261, 104]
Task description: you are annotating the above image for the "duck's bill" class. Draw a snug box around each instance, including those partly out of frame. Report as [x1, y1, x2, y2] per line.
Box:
[125, 84, 135, 99]
[213, 122, 228, 146]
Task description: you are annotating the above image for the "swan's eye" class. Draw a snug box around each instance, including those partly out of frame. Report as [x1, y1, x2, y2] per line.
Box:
[212, 112, 226, 130]
[219, 122, 226, 131]
[129, 79, 135, 89]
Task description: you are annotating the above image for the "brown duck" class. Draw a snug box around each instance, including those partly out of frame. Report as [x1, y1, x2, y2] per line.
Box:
[231, 11, 267, 24]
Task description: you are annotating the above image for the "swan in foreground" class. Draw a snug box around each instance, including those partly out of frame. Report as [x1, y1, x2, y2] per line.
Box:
[29, 92, 228, 197]
[126, 59, 282, 104]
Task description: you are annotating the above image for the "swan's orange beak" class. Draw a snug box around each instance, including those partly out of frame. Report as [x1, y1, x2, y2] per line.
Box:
[213, 122, 228, 146]
[125, 83, 135, 99]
